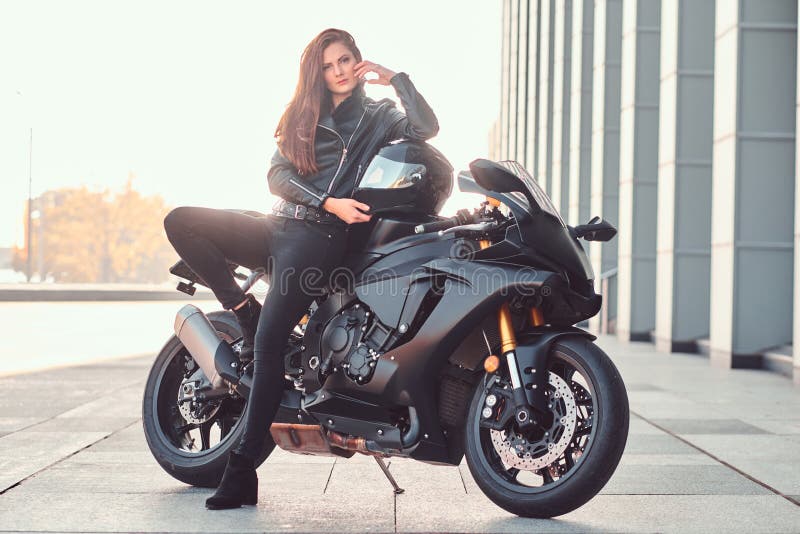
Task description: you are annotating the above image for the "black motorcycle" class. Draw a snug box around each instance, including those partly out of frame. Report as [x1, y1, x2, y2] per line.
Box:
[142, 141, 628, 518]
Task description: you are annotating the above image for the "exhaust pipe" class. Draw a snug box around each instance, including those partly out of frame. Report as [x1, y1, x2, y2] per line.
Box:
[174, 304, 240, 389]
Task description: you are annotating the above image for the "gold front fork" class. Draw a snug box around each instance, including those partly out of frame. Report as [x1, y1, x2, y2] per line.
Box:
[497, 303, 517, 353]
[497, 303, 544, 357]
[479, 238, 544, 357]
[530, 307, 544, 327]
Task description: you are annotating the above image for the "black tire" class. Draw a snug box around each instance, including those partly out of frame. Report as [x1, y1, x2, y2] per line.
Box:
[464, 336, 629, 518]
[141, 310, 275, 488]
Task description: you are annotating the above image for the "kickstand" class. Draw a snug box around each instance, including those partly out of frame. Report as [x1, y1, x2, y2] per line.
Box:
[373, 456, 405, 494]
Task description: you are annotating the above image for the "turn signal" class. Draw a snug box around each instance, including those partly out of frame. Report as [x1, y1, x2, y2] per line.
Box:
[484, 355, 500, 373]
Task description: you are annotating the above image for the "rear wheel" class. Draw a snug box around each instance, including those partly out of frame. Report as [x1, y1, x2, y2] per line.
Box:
[141, 310, 275, 488]
[464, 336, 628, 517]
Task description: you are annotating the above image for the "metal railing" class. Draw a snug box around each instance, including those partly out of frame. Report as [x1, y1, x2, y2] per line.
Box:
[599, 267, 618, 335]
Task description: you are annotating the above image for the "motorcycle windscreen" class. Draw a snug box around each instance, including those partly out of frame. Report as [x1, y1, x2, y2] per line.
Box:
[494, 160, 566, 227]
[487, 160, 594, 283]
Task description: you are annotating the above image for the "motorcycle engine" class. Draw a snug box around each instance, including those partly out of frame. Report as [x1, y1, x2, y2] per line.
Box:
[319, 303, 396, 385]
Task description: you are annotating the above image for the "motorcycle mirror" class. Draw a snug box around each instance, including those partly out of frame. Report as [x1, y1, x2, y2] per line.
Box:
[573, 217, 617, 242]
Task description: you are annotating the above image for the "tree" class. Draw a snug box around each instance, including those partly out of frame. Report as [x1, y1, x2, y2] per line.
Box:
[12, 176, 177, 283]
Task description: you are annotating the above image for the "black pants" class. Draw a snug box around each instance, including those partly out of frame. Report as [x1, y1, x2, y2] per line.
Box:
[163, 206, 347, 460]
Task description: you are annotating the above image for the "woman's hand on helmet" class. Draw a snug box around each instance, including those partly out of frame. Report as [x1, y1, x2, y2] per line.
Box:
[322, 197, 372, 224]
[354, 61, 397, 86]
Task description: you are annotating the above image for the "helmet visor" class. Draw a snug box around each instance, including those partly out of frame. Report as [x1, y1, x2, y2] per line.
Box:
[358, 155, 426, 190]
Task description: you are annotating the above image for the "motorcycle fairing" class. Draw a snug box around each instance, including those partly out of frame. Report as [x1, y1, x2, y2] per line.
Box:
[305, 258, 562, 465]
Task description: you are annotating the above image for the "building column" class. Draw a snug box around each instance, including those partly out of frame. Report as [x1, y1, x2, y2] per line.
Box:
[616, 0, 661, 342]
[516, 0, 530, 163]
[710, 0, 797, 368]
[551, 0, 573, 219]
[537, 0, 555, 193]
[509, 0, 520, 161]
[568, 0, 594, 227]
[588, 0, 623, 332]
[489, 119, 501, 161]
[526, 0, 542, 172]
[654, 0, 715, 353]
[500, 0, 511, 159]
[796, 3, 800, 384]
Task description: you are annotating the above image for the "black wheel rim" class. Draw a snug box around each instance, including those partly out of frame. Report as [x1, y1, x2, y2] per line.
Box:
[151, 335, 246, 458]
[472, 347, 598, 494]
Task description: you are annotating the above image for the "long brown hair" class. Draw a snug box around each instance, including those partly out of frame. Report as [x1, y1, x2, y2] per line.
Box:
[275, 28, 363, 175]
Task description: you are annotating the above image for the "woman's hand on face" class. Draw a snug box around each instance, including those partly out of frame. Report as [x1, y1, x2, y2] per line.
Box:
[322, 197, 372, 224]
[354, 60, 397, 86]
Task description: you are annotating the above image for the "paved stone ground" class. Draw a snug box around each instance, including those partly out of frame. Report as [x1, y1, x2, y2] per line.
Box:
[0, 335, 798, 533]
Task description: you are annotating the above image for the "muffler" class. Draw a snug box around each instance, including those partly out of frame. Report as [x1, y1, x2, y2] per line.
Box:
[269, 423, 387, 458]
[174, 304, 240, 389]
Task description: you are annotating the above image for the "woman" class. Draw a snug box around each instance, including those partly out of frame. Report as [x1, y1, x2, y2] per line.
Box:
[163, 28, 438, 510]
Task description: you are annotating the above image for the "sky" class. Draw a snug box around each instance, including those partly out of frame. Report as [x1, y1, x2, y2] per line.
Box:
[0, 0, 501, 249]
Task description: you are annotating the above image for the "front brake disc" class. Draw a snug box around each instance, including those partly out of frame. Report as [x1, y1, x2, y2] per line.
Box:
[489, 372, 577, 471]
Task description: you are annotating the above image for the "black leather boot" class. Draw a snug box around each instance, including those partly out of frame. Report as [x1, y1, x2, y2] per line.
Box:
[233, 294, 261, 363]
[205, 451, 258, 509]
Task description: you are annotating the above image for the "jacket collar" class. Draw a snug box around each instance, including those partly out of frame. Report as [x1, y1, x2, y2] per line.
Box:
[319, 84, 366, 128]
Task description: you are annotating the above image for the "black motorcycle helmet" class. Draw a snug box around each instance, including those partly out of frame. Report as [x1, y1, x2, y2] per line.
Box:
[352, 140, 454, 216]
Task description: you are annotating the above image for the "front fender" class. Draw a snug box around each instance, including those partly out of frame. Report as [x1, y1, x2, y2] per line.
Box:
[514, 326, 597, 413]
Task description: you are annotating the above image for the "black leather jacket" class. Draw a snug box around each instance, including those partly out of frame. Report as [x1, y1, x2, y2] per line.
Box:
[267, 72, 439, 210]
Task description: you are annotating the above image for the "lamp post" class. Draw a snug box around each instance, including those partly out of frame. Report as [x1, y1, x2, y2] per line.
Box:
[26, 127, 33, 283]
[16, 90, 33, 283]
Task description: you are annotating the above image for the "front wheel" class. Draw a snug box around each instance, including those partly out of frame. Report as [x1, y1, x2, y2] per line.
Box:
[464, 336, 629, 518]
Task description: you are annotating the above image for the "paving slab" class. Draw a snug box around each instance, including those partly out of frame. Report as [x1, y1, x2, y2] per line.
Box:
[87, 424, 152, 453]
[599, 464, 770, 495]
[0, 335, 799, 532]
[0, 429, 111, 492]
[649, 418, 769, 435]
[627, 391, 732, 420]
[23, 414, 141, 432]
[619, 433, 699, 455]
[741, 417, 800, 434]
[0, 490, 396, 533]
[627, 417, 663, 435]
[259, 462, 335, 495]
[0, 416, 44, 433]
[458, 463, 483, 495]
[387, 458, 467, 494]
[325, 458, 395, 495]
[394, 494, 800, 533]
[59, 450, 165, 466]
[676, 434, 800, 495]
[11, 461, 191, 495]
[617, 453, 717, 466]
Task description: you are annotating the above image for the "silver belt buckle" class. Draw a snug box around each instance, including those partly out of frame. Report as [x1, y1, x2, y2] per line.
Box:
[294, 204, 307, 219]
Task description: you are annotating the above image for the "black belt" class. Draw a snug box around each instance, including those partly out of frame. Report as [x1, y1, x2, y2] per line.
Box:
[272, 200, 343, 225]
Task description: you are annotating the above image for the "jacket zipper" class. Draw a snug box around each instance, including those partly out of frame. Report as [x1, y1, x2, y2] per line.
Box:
[318, 108, 368, 194]
[351, 163, 364, 197]
[288, 177, 324, 201]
